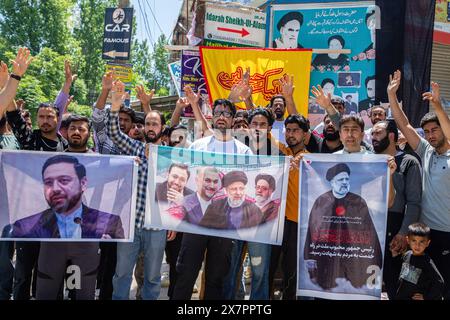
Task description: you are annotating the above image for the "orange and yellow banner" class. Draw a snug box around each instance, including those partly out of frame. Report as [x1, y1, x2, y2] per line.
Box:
[200, 47, 312, 116]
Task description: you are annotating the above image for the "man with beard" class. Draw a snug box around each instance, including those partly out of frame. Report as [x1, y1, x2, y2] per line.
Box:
[91, 73, 140, 300]
[7, 102, 68, 152]
[248, 107, 285, 156]
[4, 51, 72, 301]
[155, 163, 193, 205]
[272, 11, 304, 49]
[108, 81, 174, 300]
[11, 155, 123, 239]
[269, 114, 308, 300]
[92, 71, 149, 155]
[371, 119, 422, 299]
[177, 167, 221, 225]
[388, 70, 450, 299]
[310, 87, 375, 152]
[200, 171, 263, 229]
[129, 115, 145, 143]
[12, 155, 123, 302]
[232, 110, 250, 146]
[65, 115, 91, 152]
[173, 99, 252, 300]
[304, 163, 383, 290]
[255, 174, 280, 222]
[188, 99, 252, 155]
[306, 114, 343, 154]
[364, 105, 387, 144]
[221, 109, 282, 300]
[268, 95, 288, 144]
[344, 95, 358, 114]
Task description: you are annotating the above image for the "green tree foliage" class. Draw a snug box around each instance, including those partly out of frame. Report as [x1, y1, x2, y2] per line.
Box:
[152, 34, 170, 92]
[131, 35, 171, 96]
[73, 0, 117, 104]
[0, 0, 75, 55]
[1, 0, 174, 120]
[68, 102, 93, 118]
[131, 38, 153, 86]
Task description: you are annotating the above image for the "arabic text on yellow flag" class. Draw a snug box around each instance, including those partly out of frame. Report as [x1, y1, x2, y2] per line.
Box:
[200, 47, 312, 116]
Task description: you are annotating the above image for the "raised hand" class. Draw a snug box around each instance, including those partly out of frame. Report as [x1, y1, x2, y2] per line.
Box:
[176, 97, 190, 110]
[280, 74, 295, 97]
[0, 61, 9, 89]
[135, 84, 154, 106]
[243, 67, 250, 83]
[422, 82, 442, 107]
[111, 80, 126, 111]
[64, 60, 77, 84]
[184, 85, 200, 106]
[63, 95, 74, 113]
[102, 71, 115, 91]
[388, 156, 397, 175]
[11, 47, 33, 77]
[310, 85, 332, 109]
[228, 80, 252, 103]
[387, 70, 401, 95]
[15, 99, 25, 110]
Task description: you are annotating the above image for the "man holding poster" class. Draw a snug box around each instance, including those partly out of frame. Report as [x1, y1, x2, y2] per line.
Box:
[303, 163, 383, 291]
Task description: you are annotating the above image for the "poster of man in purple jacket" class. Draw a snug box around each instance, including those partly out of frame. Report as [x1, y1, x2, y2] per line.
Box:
[0, 151, 137, 242]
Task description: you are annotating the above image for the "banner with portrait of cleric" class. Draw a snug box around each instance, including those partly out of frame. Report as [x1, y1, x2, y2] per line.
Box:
[297, 154, 389, 300]
[144, 145, 289, 245]
[0, 150, 138, 242]
[269, 1, 376, 129]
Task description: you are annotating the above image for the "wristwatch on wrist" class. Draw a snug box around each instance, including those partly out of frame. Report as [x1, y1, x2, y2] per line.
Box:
[10, 74, 22, 81]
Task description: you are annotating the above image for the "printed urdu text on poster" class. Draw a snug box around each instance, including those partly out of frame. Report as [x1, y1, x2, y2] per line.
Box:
[297, 154, 389, 300]
[270, 1, 376, 128]
[200, 47, 312, 115]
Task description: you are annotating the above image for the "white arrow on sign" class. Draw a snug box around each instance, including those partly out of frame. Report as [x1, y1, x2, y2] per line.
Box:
[103, 50, 129, 58]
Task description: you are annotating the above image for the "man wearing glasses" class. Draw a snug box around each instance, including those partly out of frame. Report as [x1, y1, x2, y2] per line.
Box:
[172, 99, 252, 300]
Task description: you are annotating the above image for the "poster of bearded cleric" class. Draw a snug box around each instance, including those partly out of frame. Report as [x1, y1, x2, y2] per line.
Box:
[297, 154, 389, 300]
[0, 150, 138, 242]
[144, 145, 289, 245]
[269, 2, 377, 128]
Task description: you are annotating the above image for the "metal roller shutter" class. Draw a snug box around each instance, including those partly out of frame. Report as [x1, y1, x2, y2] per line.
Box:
[430, 42, 450, 116]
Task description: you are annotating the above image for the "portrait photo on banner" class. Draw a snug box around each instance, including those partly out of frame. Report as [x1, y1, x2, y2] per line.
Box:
[297, 154, 389, 300]
[145, 145, 290, 245]
[0, 150, 138, 242]
[269, 2, 377, 129]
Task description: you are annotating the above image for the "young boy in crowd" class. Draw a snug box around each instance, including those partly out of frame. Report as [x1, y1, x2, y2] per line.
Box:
[395, 223, 444, 300]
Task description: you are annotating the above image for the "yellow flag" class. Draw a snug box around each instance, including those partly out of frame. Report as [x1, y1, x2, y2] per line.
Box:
[200, 47, 312, 116]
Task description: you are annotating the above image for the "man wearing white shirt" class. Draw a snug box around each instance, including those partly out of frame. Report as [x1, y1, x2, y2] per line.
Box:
[173, 99, 252, 300]
[334, 115, 373, 154]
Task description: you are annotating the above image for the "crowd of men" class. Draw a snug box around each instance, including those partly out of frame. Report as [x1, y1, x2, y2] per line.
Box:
[0, 47, 449, 300]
